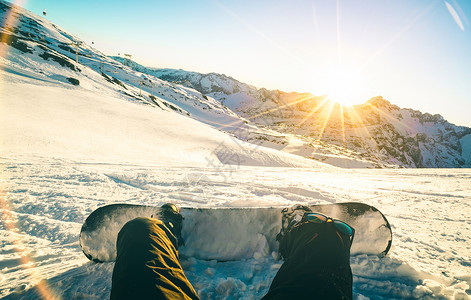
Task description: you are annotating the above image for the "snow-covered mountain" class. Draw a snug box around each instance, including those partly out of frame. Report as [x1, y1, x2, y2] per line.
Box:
[0, 0, 388, 169]
[0, 0, 330, 169]
[2, 0, 470, 170]
[139, 66, 471, 168]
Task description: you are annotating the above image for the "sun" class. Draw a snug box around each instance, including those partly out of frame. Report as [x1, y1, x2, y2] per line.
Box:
[320, 65, 364, 107]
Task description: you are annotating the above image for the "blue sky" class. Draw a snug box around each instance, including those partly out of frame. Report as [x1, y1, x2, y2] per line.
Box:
[10, 0, 471, 126]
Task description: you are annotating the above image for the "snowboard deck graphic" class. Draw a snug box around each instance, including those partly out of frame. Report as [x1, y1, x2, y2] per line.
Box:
[80, 202, 392, 263]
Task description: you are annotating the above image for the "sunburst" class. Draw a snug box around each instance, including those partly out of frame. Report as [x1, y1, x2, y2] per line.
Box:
[319, 65, 365, 107]
[1, 2, 60, 299]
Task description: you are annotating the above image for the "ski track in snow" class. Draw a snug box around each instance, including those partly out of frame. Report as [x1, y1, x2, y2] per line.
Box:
[1, 159, 470, 299]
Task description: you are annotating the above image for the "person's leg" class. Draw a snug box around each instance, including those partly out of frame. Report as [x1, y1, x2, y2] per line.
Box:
[110, 217, 199, 300]
[262, 222, 353, 300]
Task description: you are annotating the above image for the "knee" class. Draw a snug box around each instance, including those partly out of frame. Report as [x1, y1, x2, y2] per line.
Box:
[117, 217, 166, 247]
[122, 217, 164, 232]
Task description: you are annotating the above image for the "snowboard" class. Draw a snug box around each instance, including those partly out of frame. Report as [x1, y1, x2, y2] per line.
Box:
[80, 202, 392, 263]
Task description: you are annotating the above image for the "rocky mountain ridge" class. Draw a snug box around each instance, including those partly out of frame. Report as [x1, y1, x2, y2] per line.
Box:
[137, 66, 471, 168]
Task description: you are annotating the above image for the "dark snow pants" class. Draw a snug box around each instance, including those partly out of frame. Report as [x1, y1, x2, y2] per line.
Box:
[110, 218, 352, 300]
[262, 221, 353, 299]
[110, 218, 199, 300]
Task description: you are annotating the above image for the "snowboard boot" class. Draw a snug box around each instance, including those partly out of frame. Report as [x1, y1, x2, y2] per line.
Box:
[276, 204, 313, 259]
[155, 203, 185, 247]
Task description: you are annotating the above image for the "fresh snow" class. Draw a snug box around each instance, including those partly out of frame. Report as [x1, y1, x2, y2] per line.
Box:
[1, 162, 470, 299]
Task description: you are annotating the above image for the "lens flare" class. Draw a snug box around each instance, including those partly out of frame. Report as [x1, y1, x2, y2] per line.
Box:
[1, 1, 59, 298]
[320, 65, 364, 107]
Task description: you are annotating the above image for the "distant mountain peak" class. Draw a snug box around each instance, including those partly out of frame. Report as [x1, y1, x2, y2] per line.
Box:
[362, 96, 397, 111]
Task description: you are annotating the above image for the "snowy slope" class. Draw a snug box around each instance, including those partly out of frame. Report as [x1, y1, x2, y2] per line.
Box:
[0, 75, 323, 169]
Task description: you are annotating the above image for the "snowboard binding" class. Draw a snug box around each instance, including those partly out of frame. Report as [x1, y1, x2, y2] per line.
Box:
[276, 204, 313, 242]
[275, 205, 312, 259]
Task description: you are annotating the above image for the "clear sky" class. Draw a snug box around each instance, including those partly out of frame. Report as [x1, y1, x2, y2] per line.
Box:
[9, 0, 471, 127]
